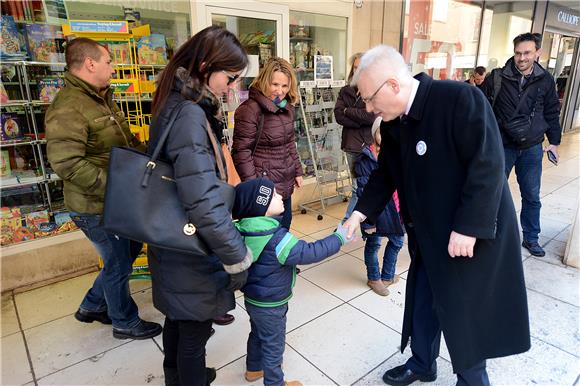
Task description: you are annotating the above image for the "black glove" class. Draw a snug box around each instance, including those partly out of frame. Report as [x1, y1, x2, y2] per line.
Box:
[226, 270, 248, 292]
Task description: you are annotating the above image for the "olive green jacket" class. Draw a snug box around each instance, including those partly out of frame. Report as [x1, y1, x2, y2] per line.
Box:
[45, 72, 144, 214]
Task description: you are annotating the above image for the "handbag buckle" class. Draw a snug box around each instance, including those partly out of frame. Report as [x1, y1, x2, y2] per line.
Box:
[147, 161, 157, 169]
[183, 223, 197, 236]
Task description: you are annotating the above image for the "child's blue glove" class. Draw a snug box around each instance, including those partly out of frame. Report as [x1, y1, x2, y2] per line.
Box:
[334, 223, 355, 245]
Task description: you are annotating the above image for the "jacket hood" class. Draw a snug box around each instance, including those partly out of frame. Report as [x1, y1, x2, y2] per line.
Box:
[502, 57, 546, 80]
[249, 87, 294, 114]
[234, 217, 280, 262]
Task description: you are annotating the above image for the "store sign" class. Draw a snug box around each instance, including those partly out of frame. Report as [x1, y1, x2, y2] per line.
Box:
[69, 21, 129, 34]
[546, 4, 580, 36]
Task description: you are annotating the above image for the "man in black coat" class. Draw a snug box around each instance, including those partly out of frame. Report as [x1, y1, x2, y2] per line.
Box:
[344, 45, 530, 386]
[480, 32, 562, 258]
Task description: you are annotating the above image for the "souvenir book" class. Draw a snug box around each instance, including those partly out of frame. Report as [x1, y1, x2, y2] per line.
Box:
[1, 112, 25, 141]
[37, 77, 65, 102]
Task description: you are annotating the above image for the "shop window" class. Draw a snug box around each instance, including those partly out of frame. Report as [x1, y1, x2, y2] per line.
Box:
[477, 1, 535, 71]
[403, 0, 483, 80]
[289, 11, 347, 82]
[66, 1, 191, 54]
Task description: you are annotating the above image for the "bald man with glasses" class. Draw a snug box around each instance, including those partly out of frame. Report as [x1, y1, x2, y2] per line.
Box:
[343, 45, 530, 386]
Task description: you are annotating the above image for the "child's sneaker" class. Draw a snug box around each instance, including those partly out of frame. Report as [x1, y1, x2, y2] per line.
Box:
[382, 274, 400, 288]
[367, 280, 390, 296]
[245, 370, 264, 382]
[285, 382, 303, 386]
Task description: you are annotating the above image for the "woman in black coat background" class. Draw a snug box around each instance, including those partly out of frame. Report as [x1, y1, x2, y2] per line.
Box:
[148, 27, 252, 386]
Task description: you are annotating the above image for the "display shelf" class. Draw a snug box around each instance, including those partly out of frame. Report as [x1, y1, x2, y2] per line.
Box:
[1, 176, 46, 189]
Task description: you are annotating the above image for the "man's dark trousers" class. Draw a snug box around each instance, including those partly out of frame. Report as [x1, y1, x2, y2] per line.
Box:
[403, 231, 491, 386]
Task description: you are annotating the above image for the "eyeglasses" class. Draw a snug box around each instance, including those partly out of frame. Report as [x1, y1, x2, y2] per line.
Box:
[361, 79, 390, 104]
[223, 70, 241, 85]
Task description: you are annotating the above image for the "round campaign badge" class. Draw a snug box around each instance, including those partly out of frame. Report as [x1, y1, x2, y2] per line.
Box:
[416, 140, 427, 156]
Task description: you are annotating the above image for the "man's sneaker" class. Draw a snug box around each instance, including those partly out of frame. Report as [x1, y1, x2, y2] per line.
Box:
[522, 240, 545, 257]
[367, 280, 390, 296]
[245, 370, 264, 382]
[74, 308, 112, 325]
[112, 319, 162, 340]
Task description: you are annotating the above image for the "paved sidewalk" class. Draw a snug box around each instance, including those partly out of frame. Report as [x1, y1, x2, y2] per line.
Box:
[2, 132, 579, 386]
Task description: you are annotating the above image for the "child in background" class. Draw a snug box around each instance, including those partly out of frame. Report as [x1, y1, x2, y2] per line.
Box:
[232, 178, 351, 386]
[356, 117, 405, 296]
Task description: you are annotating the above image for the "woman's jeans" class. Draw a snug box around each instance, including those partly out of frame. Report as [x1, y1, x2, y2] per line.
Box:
[281, 197, 292, 230]
[70, 212, 142, 329]
[364, 234, 404, 281]
[162, 317, 213, 386]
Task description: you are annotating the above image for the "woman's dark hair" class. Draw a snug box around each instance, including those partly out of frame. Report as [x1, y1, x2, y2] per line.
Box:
[152, 26, 248, 116]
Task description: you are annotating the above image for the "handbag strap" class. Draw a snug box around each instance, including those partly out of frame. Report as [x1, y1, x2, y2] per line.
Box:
[205, 119, 227, 182]
[251, 112, 265, 156]
[143, 100, 227, 186]
[149, 100, 191, 164]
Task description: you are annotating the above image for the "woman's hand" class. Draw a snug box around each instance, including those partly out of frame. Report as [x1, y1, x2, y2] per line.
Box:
[294, 176, 303, 188]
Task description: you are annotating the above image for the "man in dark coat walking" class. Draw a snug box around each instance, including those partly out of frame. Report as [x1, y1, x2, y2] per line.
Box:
[344, 45, 530, 386]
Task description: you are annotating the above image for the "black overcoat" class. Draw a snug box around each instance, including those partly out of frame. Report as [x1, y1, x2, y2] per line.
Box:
[356, 73, 530, 372]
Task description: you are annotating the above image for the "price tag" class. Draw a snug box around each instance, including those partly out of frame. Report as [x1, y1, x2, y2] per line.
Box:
[316, 79, 331, 87]
[300, 81, 316, 88]
[332, 80, 346, 87]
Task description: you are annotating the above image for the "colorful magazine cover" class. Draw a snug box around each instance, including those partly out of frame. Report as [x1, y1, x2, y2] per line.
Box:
[137, 34, 167, 65]
[0, 15, 26, 59]
[0, 150, 11, 177]
[37, 77, 64, 102]
[1, 112, 25, 141]
[24, 23, 59, 62]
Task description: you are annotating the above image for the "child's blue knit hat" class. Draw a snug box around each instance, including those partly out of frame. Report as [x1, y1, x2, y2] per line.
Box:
[232, 178, 275, 220]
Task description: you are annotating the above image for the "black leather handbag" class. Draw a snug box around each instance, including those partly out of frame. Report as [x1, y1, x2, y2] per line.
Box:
[103, 100, 234, 255]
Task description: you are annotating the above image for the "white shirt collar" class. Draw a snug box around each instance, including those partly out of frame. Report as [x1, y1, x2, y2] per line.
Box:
[404, 78, 420, 116]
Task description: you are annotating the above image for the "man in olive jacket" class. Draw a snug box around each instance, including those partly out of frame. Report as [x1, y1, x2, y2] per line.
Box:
[45, 38, 162, 340]
[344, 45, 530, 386]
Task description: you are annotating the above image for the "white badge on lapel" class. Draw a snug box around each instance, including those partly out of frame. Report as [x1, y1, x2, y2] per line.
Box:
[416, 140, 427, 156]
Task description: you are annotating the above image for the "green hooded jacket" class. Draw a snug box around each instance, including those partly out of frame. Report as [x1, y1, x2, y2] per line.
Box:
[45, 72, 144, 214]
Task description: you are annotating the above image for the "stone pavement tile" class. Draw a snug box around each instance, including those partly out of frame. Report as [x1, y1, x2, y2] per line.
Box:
[349, 278, 407, 334]
[551, 177, 579, 199]
[1, 332, 33, 386]
[523, 258, 579, 307]
[205, 305, 251, 370]
[540, 217, 574, 240]
[299, 254, 369, 302]
[353, 353, 456, 386]
[286, 303, 400, 385]
[532, 239, 567, 266]
[487, 336, 579, 385]
[2, 293, 20, 337]
[24, 314, 125, 379]
[347, 243, 411, 276]
[214, 344, 334, 385]
[543, 157, 580, 179]
[320, 200, 349, 220]
[286, 276, 343, 332]
[129, 277, 152, 294]
[15, 272, 97, 330]
[37, 339, 163, 385]
[541, 193, 578, 223]
[290, 213, 337, 235]
[341, 238, 365, 253]
[132, 288, 164, 326]
[527, 289, 580, 357]
[554, 226, 572, 243]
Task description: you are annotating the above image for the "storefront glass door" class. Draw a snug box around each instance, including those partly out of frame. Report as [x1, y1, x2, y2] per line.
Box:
[540, 32, 579, 130]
